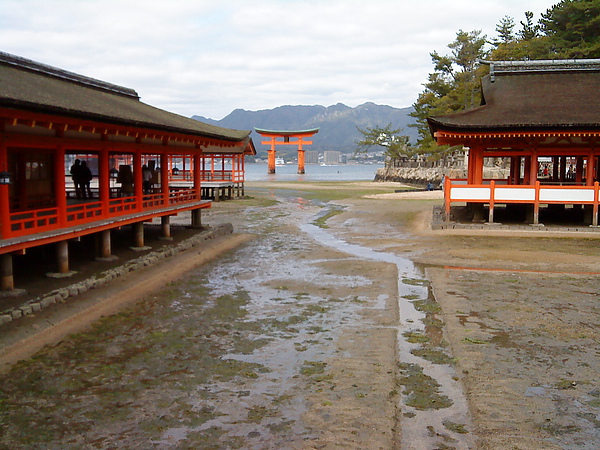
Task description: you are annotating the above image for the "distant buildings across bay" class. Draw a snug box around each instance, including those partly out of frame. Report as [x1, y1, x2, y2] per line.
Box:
[251, 149, 383, 165]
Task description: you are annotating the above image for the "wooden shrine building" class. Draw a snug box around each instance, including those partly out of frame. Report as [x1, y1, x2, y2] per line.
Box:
[0, 52, 253, 292]
[169, 140, 256, 201]
[255, 128, 319, 174]
[428, 59, 600, 226]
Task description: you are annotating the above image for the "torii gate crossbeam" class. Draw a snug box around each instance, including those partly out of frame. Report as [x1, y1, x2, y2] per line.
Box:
[255, 128, 319, 174]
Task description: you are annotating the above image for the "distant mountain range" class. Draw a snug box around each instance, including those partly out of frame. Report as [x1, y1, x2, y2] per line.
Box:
[192, 102, 417, 158]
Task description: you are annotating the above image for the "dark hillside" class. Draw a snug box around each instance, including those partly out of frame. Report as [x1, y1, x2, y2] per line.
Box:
[193, 102, 417, 157]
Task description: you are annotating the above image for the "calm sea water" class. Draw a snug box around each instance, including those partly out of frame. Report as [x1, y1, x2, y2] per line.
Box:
[245, 163, 383, 182]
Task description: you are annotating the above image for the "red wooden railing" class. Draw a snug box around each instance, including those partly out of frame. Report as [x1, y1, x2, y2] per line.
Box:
[5, 187, 200, 239]
[444, 178, 600, 225]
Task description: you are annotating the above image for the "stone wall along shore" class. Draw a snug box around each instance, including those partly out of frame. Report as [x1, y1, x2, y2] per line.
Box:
[374, 166, 509, 186]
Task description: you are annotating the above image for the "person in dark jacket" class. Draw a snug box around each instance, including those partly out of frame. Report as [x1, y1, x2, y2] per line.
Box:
[80, 161, 93, 199]
[70, 159, 83, 199]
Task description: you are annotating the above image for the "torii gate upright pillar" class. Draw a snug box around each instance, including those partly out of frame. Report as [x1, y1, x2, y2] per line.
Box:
[255, 128, 319, 174]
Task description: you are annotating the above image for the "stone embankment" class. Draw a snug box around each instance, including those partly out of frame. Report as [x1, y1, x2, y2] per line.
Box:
[0, 223, 234, 327]
[374, 166, 509, 185]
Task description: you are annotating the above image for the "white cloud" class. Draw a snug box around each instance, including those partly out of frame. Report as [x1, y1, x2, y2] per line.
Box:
[0, 0, 554, 119]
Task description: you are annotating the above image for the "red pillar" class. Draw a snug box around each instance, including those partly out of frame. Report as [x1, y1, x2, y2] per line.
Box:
[298, 138, 305, 174]
[529, 151, 538, 185]
[241, 153, 245, 180]
[523, 156, 531, 185]
[510, 156, 521, 185]
[467, 149, 475, 184]
[0, 135, 11, 239]
[470, 146, 484, 184]
[133, 152, 143, 210]
[267, 137, 276, 174]
[54, 145, 67, 227]
[576, 156, 584, 184]
[587, 152, 595, 186]
[98, 146, 110, 216]
[194, 152, 201, 200]
[161, 153, 169, 206]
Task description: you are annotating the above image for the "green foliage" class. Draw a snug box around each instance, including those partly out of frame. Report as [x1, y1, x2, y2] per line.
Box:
[355, 123, 414, 162]
[413, 1, 600, 158]
[540, 0, 600, 58]
[491, 2, 600, 60]
[519, 11, 541, 40]
[493, 15, 516, 45]
[411, 29, 488, 159]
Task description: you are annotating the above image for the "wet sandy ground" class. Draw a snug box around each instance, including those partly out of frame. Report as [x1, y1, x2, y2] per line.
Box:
[1, 180, 600, 449]
[329, 192, 600, 449]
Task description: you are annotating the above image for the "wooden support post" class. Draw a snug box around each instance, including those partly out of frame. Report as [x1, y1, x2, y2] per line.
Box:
[0, 253, 14, 291]
[96, 229, 117, 261]
[161, 215, 172, 240]
[57, 240, 69, 274]
[532, 181, 541, 225]
[132, 221, 147, 249]
[471, 203, 485, 222]
[191, 208, 203, 228]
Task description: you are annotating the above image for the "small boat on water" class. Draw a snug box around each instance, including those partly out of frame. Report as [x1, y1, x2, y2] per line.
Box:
[275, 157, 285, 166]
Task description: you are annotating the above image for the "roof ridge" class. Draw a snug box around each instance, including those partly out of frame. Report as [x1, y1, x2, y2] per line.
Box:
[0, 51, 139, 99]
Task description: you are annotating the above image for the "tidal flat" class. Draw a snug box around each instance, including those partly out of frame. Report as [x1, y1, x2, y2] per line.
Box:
[1, 180, 600, 449]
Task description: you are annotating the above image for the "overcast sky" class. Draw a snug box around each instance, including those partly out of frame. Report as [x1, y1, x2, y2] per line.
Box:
[1, 0, 554, 120]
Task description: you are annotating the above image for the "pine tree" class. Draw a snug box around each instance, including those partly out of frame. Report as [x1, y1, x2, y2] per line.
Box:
[540, 0, 600, 58]
[355, 124, 413, 166]
[410, 30, 488, 159]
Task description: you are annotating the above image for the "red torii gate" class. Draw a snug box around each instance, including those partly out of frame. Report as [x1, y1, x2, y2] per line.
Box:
[255, 128, 319, 174]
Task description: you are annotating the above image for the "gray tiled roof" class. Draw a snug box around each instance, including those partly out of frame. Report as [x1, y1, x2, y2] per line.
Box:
[0, 52, 250, 142]
[428, 59, 600, 133]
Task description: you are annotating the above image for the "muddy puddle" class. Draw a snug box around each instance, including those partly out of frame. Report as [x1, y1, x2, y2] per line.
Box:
[1, 191, 474, 449]
[299, 202, 475, 449]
